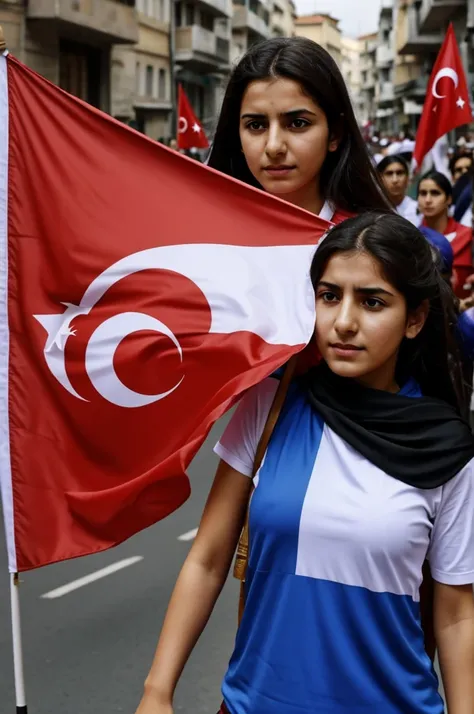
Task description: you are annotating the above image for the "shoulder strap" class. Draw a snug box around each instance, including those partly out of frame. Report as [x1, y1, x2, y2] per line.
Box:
[233, 355, 298, 622]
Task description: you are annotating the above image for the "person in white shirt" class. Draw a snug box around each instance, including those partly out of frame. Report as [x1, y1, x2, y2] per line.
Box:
[377, 155, 420, 226]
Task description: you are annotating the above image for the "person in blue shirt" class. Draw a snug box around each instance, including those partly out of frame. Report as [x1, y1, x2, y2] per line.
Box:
[136, 212, 474, 714]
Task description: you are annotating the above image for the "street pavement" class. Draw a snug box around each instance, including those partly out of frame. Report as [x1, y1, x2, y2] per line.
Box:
[0, 415, 237, 714]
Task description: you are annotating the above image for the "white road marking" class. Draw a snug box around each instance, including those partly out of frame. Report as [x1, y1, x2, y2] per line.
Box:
[40, 556, 144, 599]
[178, 527, 198, 542]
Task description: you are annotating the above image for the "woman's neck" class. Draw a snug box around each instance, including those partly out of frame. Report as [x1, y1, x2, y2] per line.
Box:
[424, 213, 449, 233]
[280, 181, 325, 215]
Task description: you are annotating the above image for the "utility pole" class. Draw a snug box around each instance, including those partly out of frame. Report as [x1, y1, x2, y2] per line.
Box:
[169, 0, 177, 139]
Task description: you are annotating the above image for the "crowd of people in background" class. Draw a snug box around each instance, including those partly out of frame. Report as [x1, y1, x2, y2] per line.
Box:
[367, 131, 474, 395]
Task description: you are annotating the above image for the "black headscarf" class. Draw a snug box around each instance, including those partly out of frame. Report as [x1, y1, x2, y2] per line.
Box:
[304, 362, 474, 489]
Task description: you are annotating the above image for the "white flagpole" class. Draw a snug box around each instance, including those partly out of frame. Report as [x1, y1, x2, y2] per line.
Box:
[0, 21, 26, 713]
[10, 574, 27, 713]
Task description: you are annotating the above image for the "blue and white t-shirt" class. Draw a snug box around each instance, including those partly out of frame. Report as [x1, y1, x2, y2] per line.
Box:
[214, 376, 474, 714]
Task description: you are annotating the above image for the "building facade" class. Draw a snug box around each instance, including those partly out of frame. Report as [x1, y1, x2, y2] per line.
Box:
[341, 36, 365, 124]
[375, 0, 395, 133]
[0, 0, 138, 114]
[231, 0, 271, 65]
[270, 0, 295, 39]
[359, 32, 378, 125]
[293, 13, 341, 67]
[112, 0, 172, 138]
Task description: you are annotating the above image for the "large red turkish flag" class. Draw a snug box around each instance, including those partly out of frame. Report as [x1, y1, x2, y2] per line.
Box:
[413, 24, 472, 169]
[0, 54, 330, 572]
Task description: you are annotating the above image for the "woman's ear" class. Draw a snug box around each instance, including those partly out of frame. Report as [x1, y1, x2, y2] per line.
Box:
[328, 135, 340, 152]
[405, 299, 429, 340]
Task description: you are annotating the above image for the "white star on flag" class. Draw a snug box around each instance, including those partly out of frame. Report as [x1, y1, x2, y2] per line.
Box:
[192, 123, 201, 133]
[457, 96, 466, 109]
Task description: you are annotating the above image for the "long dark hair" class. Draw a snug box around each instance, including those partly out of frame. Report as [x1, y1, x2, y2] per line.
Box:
[310, 212, 468, 416]
[207, 37, 390, 214]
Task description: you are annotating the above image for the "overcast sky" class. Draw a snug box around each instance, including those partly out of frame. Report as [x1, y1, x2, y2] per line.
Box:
[294, 0, 380, 37]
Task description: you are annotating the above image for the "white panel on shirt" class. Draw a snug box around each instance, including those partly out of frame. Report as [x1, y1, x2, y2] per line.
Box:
[214, 379, 474, 597]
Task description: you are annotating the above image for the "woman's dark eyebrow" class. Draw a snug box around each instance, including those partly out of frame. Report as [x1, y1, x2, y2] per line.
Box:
[318, 281, 394, 297]
[241, 109, 317, 119]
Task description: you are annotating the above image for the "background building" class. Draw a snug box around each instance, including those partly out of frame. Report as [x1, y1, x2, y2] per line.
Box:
[0, 0, 138, 114]
[112, 0, 172, 138]
[294, 13, 341, 67]
[271, 0, 295, 39]
[341, 36, 364, 124]
[359, 32, 378, 125]
[375, 0, 395, 133]
[231, 0, 271, 64]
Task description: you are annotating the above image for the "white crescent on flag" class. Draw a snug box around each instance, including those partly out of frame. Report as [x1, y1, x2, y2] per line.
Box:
[432, 67, 459, 99]
[34, 243, 317, 407]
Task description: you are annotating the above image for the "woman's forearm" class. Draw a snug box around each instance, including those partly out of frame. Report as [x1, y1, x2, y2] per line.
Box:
[437, 617, 474, 714]
[143, 557, 230, 702]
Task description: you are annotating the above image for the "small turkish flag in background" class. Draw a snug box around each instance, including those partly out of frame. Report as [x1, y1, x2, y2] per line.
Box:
[177, 84, 209, 150]
[413, 24, 472, 169]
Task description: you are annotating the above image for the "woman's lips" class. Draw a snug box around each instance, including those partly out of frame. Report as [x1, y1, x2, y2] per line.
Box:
[329, 344, 364, 358]
[263, 166, 296, 177]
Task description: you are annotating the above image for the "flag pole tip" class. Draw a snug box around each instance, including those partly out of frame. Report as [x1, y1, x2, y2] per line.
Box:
[0, 26, 6, 52]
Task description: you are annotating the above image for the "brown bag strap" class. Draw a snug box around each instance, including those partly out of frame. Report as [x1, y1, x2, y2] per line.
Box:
[233, 356, 298, 622]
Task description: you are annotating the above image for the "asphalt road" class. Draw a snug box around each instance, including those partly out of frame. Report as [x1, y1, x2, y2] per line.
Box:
[0, 415, 237, 714]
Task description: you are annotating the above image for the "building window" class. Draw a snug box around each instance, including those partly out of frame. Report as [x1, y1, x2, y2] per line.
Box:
[146, 65, 154, 96]
[136, 61, 141, 94]
[175, 2, 182, 26]
[200, 11, 214, 31]
[156, 0, 164, 20]
[185, 3, 195, 24]
[158, 68, 166, 99]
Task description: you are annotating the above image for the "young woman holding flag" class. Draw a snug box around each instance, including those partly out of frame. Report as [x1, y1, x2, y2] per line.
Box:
[135, 212, 474, 714]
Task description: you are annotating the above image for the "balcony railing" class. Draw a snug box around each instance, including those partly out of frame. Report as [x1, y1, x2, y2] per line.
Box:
[233, 6, 270, 39]
[378, 81, 394, 103]
[27, 0, 138, 44]
[398, 4, 444, 55]
[419, 0, 464, 34]
[376, 44, 393, 67]
[176, 25, 230, 66]
[198, 0, 232, 18]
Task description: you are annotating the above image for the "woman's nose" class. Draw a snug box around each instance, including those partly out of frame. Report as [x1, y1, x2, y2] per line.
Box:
[265, 125, 286, 157]
[334, 301, 357, 334]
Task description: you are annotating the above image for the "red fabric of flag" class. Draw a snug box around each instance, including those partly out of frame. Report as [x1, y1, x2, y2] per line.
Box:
[177, 84, 209, 150]
[413, 24, 472, 169]
[0, 55, 330, 572]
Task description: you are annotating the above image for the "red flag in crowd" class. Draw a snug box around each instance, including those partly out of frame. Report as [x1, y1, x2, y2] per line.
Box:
[0, 54, 330, 572]
[177, 84, 209, 150]
[413, 24, 472, 169]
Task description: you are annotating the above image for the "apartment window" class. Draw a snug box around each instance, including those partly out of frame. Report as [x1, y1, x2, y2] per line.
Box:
[201, 11, 214, 31]
[249, 0, 258, 13]
[155, 0, 164, 20]
[185, 3, 195, 24]
[135, 62, 141, 94]
[158, 68, 166, 99]
[146, 65, 154, 96]
[175, 2, 182, 26]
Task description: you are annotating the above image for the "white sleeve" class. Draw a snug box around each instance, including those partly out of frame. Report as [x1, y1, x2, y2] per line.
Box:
[428, 460, 474, 585]
[213, 378, 279, 477]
